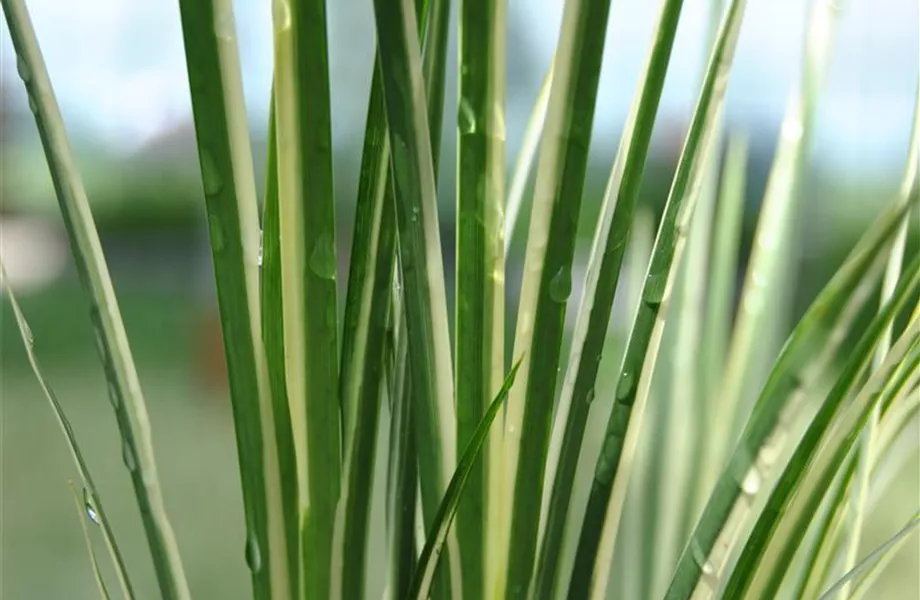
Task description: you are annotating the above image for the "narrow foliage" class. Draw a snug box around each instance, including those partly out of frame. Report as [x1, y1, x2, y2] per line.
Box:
[3, 1, 189, 596]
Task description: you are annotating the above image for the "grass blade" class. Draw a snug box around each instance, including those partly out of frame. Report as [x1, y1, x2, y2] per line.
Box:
[338, 0, 451, 592]
[709, 0, 842, 476]
[505, 66, 553, 255]
[455, 0, 506, 596]
[533, 0, 686, 585]
[664, 198, 913, 600]
[421, 0, 451, 170]
[68, 481, 112, 600]
[409, 361, 522, 600]
[648, 149, 719, 600]
[796, 344, 920, 599]
[791, 453, 858, 600]
[694, 132, 748, 512]
[845, 511, 920, 600]
[384, 259, 418, 600]
[564, 1, 746, 593]
[370, 0, 459, 593]
[271, 0, 342, 595]
[337, 0, 450, 592]
[722, 258, 920, 599]
[2, 2, 189, 597]
[178, 2, 290, 597]
[841, 86, 919, 595]
[499, 0, 617, 593]
[2, 267, 133, 600]
[260, 103, 300, 596]
[336, 63, 399, 600]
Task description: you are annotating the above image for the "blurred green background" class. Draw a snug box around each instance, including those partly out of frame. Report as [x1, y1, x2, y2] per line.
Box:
[1, 0, 918, 598]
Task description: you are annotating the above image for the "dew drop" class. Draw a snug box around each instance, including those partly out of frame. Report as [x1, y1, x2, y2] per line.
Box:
[23, 322, 34, 347]
[584, 388, 596, 406]
[741, 468, 761, 496]
[257, 229, 264, 267]
[200, 152, 225, 197]
[690, 539, 712, 574]
[272, 0, 292, 29]
[122, 439, 138, 473]
[208, 215, 225, 253]
[245, 532, 262, 573]
[491, 100, 506, 141]
[644, 271, 668, 305]
[93, 327, 106, 359]
[16, 55, 31, 83]
[458, 98, 476, 135]
[410, 206, 420, 223]
[214, 9, 236, 40]
[107, 380, 121, 409]
[309, 234, 337, 280]
[615, 371, 635, 401]
[83, 490, 101, 525]
[548, 266, 572, 303]
[27, 94, 38, 114]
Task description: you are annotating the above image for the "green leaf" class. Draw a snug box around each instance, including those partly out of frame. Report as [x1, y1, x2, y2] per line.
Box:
[384, 261, 418, 600]
[693, 131, 748, 512]
[260, 100, 300, 598]
[709, 0, 843, 475]
[724, 278, 920, 599]
[409, 361, 523, 600]
[271, 0, 341, 595]
[68, 482, 112, 600]
[499, 0, 619, 593]
[3, 2, 189, 597]
[420, 0, 451, 171]
[505, 65, 552, 255]
[841, 85, 919, 595]
[336, 62, 399, 600]
[2, 267, 133, 600]
[561, 1, 747, 594]
[844, 511, 920, 600]
[338, 0, 450, 593]
[664, 198, 913, 600]
[455, 0, 507, 597]
[791, 453, 858, 600]
[178, 2, 290, 597]
[370, 0, 459, 594]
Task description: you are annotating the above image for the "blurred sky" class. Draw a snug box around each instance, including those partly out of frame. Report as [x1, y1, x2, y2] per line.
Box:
[1, 0, 918, 177]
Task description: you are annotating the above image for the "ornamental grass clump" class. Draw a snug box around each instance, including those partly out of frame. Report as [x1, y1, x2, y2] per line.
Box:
[2, 0, 918, 598]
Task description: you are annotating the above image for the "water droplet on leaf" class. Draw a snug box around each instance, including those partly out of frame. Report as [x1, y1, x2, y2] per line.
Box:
[458, 98, 476, 134]
[107, 380, 120, 408]
[616, 372, 634, 401]
[200, 152, 224, 197]
[214, 10, 236, 40]
[690, 539, 710, 571]
[245, 532, 262, 573]
[16, 55, 31, 83]
[309, 234, 336, 280]
[83, 490, 101, 525]
[122, 439, 137, 472]
[272, 0, 292, 29]
[548, 266, 572, 302]
[208, 215, 225, 252]
[741, 468, 761, 496]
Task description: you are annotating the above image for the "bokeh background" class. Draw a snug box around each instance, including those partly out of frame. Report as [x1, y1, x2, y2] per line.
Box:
[1, 0, 918, 597]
